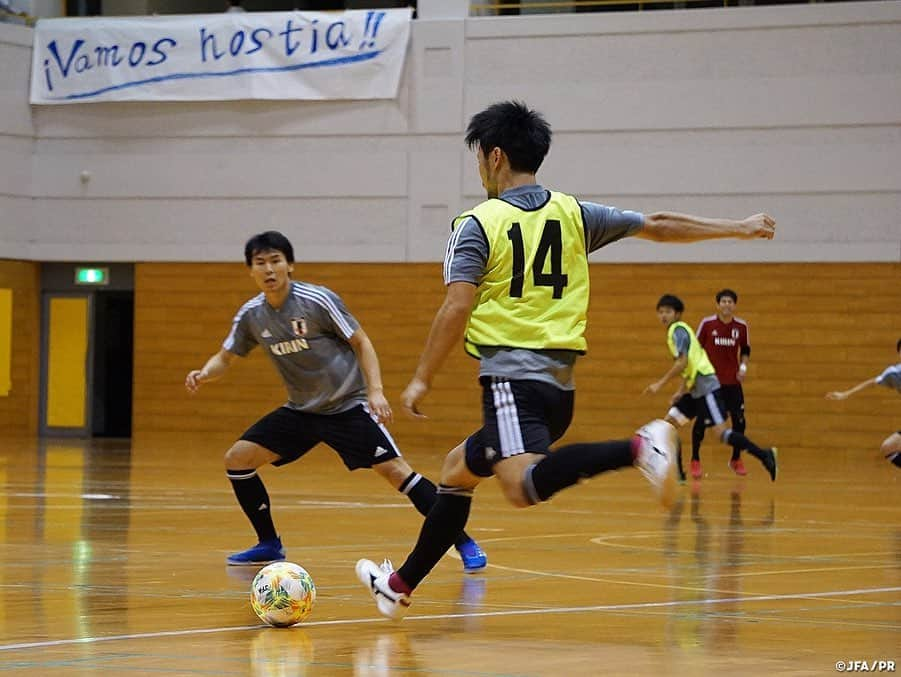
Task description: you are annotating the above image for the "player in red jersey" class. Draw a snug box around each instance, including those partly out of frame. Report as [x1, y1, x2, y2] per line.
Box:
[693, 289, 751, 476]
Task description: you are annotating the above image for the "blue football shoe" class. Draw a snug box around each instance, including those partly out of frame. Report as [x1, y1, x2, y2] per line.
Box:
[226, 537, 286, 566]
[456, 538, 487, 573]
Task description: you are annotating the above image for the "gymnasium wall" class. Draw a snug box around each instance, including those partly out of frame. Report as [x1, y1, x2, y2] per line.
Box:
[1, 5, 898, 444]
[134, 261, 901, 456]
[0, 0, 895, 262]
[0, 22, 32, 260]
[0, 261, 41, 435]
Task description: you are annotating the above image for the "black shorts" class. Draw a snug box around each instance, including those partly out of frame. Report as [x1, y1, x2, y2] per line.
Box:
[465, 377, 574, 478]
[240, 404, 401, 471]
[693, 383, 745, 429]
[718, 383, 745, 420]
[669, 390, 728, 428]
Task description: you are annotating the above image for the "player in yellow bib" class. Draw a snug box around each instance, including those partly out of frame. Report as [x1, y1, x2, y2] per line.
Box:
[644, 294, 777, 482]
[356, 100, 777, 620]
[453, 191, 590, 358]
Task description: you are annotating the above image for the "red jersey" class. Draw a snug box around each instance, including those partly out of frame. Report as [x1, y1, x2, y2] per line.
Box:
[696, 315, 749, 386]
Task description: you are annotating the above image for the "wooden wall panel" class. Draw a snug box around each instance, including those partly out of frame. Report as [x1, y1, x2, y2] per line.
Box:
[133, 262, 901, 460]
[0, 261, 40, 436]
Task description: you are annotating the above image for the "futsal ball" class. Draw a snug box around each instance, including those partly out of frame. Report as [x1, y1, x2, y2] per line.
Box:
[250, 562, 316, 627]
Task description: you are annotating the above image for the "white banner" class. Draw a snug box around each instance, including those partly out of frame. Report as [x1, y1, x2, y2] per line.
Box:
[30, 9, 411, 105]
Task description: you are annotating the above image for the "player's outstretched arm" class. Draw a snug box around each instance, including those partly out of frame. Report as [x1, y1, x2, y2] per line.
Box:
[185, 348, 237, 393]
[636, 212, 775, 243]
[826, 377, 877, 401]
[347, 328, 392, 424]
[644, 354, 687, 395]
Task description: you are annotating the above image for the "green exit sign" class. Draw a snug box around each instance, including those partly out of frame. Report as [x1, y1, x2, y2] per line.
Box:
[74, 267, 109, 286]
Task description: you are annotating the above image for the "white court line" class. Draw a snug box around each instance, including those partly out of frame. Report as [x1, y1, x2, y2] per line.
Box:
[0, 585, 898, 653]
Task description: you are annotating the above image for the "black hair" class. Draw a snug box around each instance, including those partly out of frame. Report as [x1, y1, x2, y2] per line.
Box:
[244, 231, 294, 266]
[464, 100, 552, 174]
[716, 288, 738, 303]
[896, 337, 901, 353]
[656, 294, 684, 313]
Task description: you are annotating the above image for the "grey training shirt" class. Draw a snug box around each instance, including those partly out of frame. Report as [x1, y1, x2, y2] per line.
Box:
[876, 363, 901, 393]
[445, 184, 644, 389]
[224, 281, 366, 414]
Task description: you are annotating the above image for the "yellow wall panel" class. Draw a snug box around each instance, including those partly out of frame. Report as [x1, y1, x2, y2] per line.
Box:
[0, 262, 40, 435]
[0, 289, 11, 396]
[47, 297, 89, 428]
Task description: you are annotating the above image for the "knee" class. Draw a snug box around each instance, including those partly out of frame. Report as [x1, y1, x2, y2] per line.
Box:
[224, 444, 254, 470]
[664, 413, 684, 429]
[499, 478, 533, 509]
[505, 492, 533, 509]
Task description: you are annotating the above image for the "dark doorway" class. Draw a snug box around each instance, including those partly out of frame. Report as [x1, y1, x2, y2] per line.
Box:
[91, 291, 134, 437]
[66, 0, 102, 16]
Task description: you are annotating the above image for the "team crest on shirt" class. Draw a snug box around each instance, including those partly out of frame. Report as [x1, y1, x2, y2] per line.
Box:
[267, 317, 310, 356]
[290, 317, 308, 337]
[732, 328, 740, 339]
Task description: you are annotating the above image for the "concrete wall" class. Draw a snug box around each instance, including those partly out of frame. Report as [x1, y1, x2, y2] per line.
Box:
[2, 1, 900, 263]
[0, 22, 33, 260]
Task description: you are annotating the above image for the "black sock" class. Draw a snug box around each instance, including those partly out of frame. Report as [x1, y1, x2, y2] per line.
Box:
[399, 472, 471, 549]
[722, 430, 766, 461]
[524, 440, 633, 504]
[397, 488, 472, 591]
[227, 469, 277, 542]
[731, 423, 745, 461]
[691, 419, 705, 461]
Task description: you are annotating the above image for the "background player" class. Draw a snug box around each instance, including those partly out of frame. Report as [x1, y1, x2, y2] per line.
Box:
[185, 230, 487, 570]
[645, 294, 777, 482]
[826, 338, 901, 468]
[694, 289, 751, 476]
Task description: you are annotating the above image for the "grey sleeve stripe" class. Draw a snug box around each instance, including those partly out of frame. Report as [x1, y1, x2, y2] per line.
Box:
[293, 287, 355, 338]
[443, 221, 467, 284]
[223, 322, 238, 350]
[223, 296, 264, 350]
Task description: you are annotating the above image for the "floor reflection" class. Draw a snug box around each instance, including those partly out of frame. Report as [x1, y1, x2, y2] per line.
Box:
[663, 481, 777, 653]
[250, 627, 315, 677]
[0, 438, 132, 641]
[352, 630, 422, 676]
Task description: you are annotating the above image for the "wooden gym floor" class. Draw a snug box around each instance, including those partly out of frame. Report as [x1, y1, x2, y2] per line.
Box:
[0, 434, 897, 676]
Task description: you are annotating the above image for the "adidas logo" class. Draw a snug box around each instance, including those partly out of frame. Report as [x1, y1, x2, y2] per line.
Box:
[374, 446, 389, 457]
[261, 329, 272, 338]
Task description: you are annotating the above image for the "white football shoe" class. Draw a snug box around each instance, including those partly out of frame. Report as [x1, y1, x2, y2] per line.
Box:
[633, 419, 679, 508]
[355, 558, 411, 620]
